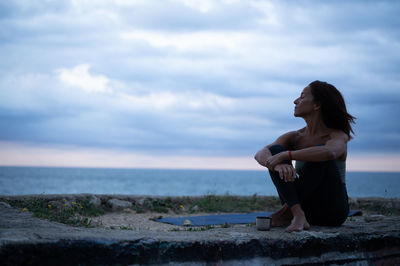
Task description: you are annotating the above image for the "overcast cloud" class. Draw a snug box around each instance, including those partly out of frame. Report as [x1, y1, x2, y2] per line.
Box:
[0, 0, 399, 169]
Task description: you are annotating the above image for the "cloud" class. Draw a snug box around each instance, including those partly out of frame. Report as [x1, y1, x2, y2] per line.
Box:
[0, 0, 400, 170]
[57, 64, 112, 93]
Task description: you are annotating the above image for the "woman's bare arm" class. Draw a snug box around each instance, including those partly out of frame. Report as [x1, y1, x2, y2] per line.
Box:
[255, 130, 298, 182]
[265, 130, 349, 169]
[254, 131, 297, 168]
[291, 130, 348, 161]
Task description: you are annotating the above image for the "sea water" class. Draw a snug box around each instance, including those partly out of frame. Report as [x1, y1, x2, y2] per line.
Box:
[0, 166, 399, 198]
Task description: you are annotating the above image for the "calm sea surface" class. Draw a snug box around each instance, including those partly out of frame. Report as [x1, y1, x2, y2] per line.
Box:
[0, 166, 399, 198]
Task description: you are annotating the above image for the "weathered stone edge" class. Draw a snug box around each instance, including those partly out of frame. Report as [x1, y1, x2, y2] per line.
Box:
[1, 232, 399, 265]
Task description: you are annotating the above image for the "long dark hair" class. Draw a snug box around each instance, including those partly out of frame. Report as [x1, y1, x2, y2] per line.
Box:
[309, 80, 356, 139]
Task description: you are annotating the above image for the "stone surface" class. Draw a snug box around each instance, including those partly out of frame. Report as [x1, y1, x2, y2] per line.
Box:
[1, 198, 400, 265]
[364, 214, 385, 222]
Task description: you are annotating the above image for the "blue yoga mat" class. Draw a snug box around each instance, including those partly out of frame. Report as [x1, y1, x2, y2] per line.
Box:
[156, 210, 362, 226]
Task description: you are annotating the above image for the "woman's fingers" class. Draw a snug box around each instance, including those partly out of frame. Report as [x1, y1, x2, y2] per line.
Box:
[283, 165, 296, 182]
[278, 168, 284, 180]
[288, 167, 296, 182]
[283, 167, 290, 182]
[275, 164, 297, 182]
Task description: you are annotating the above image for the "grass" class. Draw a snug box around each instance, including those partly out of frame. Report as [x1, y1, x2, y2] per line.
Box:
[131, 194, 281, 214]
[134, 198, 175, 213]
[119, 226, 133, 230]
[169, 225, 216, 232]
[190, 193, 281, 213]
[10, 196, 104, 227]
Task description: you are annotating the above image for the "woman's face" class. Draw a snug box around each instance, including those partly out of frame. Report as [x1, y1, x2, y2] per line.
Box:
[293, 86, 317, 117]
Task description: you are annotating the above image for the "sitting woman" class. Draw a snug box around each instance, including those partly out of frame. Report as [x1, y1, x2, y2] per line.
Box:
[254, 80, 356, 232]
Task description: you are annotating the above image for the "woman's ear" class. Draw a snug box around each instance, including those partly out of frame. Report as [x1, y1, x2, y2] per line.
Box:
[313, 102, 321, 111]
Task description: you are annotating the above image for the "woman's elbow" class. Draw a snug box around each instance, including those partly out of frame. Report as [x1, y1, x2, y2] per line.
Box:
[327, 150, 337, 160]
[254, 149, 266, 165]
[254, 151, 261, 163]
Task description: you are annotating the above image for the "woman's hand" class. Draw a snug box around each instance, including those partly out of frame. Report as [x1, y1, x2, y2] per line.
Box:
[265, 152, 288, 170]
[274, 164, 297, 182]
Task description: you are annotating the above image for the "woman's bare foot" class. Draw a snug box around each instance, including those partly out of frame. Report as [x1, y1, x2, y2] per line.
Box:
[269, 204, 293, 227]
[285, 215, 310, 232]
[285, 204, 310, 233]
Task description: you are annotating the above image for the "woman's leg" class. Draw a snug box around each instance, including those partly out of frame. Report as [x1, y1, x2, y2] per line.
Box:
[296, 161, 349, 226]
[268, 145, 300, 207]
[267, 145, 348, 229]
[268, 145, 309, 231]
[269, 203, 292, 227]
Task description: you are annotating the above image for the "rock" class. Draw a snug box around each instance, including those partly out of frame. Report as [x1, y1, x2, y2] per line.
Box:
[0, 202, 11, 208]
[364, 215, 385, 222]
[136, 198, 146, 206]
[106, 199, 133, 211]
[88, 195, 101, 208]
[183, 219, 192, 226]
[348, 197, 358, 206]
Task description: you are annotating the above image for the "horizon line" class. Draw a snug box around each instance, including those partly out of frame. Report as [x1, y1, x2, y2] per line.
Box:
[1, 164, 399, 173]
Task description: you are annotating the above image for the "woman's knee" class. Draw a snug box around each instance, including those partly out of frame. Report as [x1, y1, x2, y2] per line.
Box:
[269, 144, 286, 155]
[300, 160, 340, 179]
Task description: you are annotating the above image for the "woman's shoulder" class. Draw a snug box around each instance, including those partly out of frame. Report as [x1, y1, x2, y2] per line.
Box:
[279, 129, 299, 137]
[297, 127, 306, 134]
[329, 129, 350, 142]
[281, 128, 304, 140]
[273, 129, 301, 148]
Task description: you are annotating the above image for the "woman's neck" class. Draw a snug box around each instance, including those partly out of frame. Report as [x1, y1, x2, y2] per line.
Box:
[303, 113, 329, 136]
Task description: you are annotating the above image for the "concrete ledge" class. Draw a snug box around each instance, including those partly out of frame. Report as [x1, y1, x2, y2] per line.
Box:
[1, 195, 400, 265]
[1, 235, 400, 265]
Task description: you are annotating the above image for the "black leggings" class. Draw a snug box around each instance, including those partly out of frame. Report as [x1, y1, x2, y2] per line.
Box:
[268, 145, 349, 226]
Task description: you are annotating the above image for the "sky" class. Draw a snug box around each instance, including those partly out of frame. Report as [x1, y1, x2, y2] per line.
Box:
[0, 0, 399, 171]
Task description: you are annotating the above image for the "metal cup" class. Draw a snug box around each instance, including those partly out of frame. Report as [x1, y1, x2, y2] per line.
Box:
[256, 216, 271, 231]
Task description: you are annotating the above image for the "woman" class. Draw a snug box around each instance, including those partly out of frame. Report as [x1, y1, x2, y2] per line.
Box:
[254, 80, 356, 232]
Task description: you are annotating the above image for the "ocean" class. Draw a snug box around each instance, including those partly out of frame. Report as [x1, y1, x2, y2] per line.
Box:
[0, 166, 399, 198]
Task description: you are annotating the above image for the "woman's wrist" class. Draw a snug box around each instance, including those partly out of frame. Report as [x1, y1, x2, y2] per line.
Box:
[288, 150, 293, 161]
